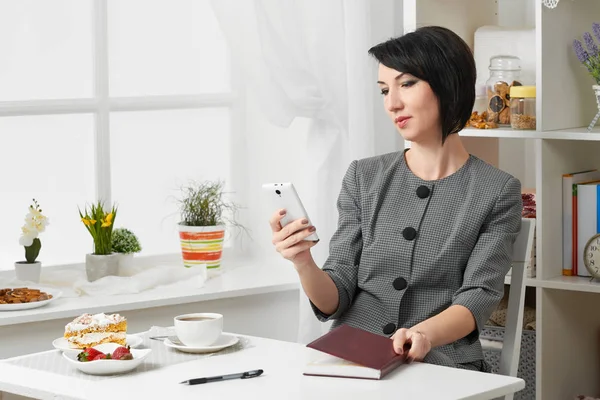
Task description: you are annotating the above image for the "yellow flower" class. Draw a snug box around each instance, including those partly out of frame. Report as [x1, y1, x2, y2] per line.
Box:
[101, 212, 114, 227]
[82, 218, 97, 226]
[78, 201, 118, 255]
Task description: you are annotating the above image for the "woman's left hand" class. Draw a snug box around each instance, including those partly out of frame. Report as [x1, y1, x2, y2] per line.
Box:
[391, 328, 432, 363]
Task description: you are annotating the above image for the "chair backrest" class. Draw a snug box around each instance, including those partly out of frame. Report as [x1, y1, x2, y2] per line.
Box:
[497, 218, 536, 399]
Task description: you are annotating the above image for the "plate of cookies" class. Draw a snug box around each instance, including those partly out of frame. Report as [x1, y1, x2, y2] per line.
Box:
[0, 287, 62, 311]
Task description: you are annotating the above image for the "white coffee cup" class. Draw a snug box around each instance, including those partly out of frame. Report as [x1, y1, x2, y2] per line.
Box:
[174, 313, 223, 347]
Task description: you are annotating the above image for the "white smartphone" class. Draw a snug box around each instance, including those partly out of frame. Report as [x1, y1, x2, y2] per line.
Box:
[262, 182, 319, 242]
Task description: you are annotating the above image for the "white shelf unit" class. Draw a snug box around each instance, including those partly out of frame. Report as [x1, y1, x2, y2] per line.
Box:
[403, 0, 600, 399]
[462, 127, 600, 141]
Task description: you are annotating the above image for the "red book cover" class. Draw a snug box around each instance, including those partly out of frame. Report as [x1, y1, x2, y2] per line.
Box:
[304, 324, 407, 380]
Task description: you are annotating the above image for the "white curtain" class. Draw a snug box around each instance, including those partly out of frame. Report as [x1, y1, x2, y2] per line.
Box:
[210, 0, 377, 343]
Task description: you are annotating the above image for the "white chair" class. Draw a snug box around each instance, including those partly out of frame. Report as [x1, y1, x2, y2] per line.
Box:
[484, 217, 536, 400]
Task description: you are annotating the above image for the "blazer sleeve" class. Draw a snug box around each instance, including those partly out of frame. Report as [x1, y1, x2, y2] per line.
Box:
[451, 176, 523, 342]
[310, 160, 363, 321]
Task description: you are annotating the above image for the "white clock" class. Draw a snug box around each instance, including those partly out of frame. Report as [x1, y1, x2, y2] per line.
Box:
[583, 233, 600, 280]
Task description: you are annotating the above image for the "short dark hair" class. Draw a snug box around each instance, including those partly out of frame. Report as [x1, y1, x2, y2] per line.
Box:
[368, 26, 476, 143]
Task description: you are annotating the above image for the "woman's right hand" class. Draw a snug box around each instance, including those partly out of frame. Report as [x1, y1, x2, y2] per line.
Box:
[269, 209, 318, 267]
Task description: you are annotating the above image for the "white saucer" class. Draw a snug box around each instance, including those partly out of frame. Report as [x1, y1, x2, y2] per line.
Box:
[62, 343, 151, 376]
[163, 333, 239, 354]
[53, 334, 143, 351]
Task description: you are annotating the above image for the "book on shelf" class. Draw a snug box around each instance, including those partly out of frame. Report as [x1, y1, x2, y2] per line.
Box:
[576, 181, 600, 277]
[304, 324, 408, 380]
[562, 169, 600, 276]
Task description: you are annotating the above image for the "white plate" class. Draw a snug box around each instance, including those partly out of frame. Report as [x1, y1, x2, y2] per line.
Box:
[53, 334, 143, 351]
[0, 288, 62, 311]
[62, 343, 151, 376]
[164, 333, 239, 354]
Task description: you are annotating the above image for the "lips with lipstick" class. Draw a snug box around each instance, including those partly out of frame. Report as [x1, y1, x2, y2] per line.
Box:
[395, 116, 412, 128]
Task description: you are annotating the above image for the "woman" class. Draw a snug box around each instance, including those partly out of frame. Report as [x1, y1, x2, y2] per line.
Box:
[268, 26, 522, 372]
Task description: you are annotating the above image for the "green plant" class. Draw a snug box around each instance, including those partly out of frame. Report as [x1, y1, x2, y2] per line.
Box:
[78, 201, 118, 255]
[19, 199, 49, 263]
[111, 228, 142, 254]
[178, 180, 243, 227]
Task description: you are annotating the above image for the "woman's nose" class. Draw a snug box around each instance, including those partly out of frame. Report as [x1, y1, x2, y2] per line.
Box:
[386, 90, 404, 112]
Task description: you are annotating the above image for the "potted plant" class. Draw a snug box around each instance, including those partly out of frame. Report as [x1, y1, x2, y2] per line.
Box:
[16, 199, 49, 283]
[111, 228, 142, 272]
[79, 201, 118, 282]
[177, 180, 243, 276]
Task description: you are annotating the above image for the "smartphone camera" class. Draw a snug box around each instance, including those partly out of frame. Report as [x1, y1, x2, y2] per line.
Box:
[275, 190, 281, 196]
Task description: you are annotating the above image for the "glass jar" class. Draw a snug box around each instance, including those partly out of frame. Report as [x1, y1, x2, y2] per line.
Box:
[486, 55, 522, 125]
[509, 85, 536, 130]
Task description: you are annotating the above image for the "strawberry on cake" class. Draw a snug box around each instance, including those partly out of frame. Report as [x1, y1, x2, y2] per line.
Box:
[64, 313, 127, 348]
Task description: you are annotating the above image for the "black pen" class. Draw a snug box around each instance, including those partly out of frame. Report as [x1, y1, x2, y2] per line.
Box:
[180, 369, 264, 385]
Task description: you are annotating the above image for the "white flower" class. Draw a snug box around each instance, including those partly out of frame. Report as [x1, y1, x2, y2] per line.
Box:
[28, 206, 42, 218]
[21, 221, 38, 236]
[22, 211, 49, 234]
[19, 232, 37, 247]
[18, 199, 48, 248]
[19, 220, 39, 246]
[34, 215, 49, 233]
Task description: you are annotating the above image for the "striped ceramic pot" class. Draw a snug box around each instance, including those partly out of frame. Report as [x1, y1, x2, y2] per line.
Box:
[178, 224, 225, 272]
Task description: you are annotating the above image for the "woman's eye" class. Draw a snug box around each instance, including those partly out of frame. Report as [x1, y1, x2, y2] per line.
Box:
[401, 80, 417, 88]
[380, 88, 389, 96]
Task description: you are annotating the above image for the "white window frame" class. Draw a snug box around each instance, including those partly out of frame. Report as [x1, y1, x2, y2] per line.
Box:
[0, 0, 241, 262]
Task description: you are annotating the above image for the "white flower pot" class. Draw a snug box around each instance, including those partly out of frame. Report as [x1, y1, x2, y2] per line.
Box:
[118, 253, 134, 269]
[117, 253, 137, 276]
[85, 253, 119, 282]
[14, 261, 42, 283]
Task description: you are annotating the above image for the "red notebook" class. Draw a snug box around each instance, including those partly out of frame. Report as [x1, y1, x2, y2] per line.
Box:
[304, 324, 408, 380]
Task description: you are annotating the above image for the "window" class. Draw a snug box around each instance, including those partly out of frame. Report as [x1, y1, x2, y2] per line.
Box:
[110, 108, 231, 256]
[0, 115, 96, 268]
[0, 1, 93, 101]
[108, 0, 230, 96]
[0, 0, 234, 271]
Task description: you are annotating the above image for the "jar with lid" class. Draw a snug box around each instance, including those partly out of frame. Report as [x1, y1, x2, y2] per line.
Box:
[486, 55, 522, 125]
[509, 85, 536, 130]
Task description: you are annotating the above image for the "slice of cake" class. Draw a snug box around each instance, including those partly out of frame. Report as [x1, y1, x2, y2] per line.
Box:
[64, 313, 127, 348]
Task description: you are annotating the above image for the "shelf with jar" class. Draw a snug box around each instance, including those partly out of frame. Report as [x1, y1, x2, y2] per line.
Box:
[460, 126, 600, 140]
[466, 54, 538, 134]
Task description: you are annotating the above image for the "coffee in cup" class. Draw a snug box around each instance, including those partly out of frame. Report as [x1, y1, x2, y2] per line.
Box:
[174, 313, 223, 347]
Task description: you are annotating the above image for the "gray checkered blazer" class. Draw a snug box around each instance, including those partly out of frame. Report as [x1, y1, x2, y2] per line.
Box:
[311, 149, 522, 371]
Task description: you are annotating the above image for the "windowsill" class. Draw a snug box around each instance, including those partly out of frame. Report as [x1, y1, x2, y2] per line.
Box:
[0, 253, 300, 327]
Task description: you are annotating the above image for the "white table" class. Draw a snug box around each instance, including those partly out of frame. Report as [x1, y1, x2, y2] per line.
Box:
[0, 333, 525, 400]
